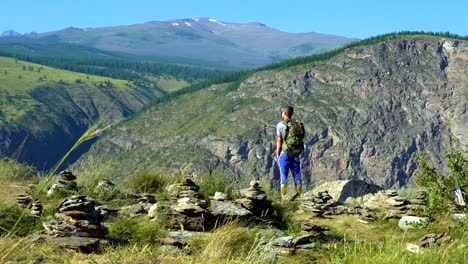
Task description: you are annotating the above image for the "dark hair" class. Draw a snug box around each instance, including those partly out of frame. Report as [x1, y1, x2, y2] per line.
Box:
[281, 105, 294, 117]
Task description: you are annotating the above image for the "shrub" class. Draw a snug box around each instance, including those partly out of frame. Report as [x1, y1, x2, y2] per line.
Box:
[125, 169, 168, 194]
[0, 159, 37, 183]
[0, 205, 43, 237]
[415, 149, 467, 215]
[198, 169, 236, 200]
[108, 217, 166, 244]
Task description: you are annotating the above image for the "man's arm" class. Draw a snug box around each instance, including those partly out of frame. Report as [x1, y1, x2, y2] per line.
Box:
[276, 136, 282, 158]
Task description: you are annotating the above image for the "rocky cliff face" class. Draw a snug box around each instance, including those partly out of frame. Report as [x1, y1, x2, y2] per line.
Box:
[76, 36, 467, 189]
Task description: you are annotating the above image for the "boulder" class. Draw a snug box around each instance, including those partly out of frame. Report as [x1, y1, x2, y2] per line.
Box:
[310, 179, 381, 203]
[398, 216, 428, 231]
[210, 200, 253, 218]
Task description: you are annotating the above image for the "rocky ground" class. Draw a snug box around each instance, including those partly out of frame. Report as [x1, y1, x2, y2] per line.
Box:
[0, 174, 466, 263]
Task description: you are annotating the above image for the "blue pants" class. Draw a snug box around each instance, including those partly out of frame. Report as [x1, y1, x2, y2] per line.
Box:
[277, 152, 301, 186]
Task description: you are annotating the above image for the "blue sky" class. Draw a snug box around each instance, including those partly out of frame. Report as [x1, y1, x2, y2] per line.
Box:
[1, 0, 467, 38]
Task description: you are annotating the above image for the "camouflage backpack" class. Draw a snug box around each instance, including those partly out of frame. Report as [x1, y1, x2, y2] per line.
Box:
[282, 120, 305, 157]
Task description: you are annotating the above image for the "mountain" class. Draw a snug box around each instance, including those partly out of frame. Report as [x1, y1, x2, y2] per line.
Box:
[1, 30, 22, 37]
[73, 34, 468, 189]
[19, 18, 355, 68]
[0, 57, 166, 169]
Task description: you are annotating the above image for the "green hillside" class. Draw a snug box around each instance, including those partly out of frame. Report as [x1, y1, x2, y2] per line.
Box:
[0, 57, 136, 123]
[0, 57, 166, 169]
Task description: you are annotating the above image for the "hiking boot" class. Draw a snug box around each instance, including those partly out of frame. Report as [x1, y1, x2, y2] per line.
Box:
[291, 192, 300, 201]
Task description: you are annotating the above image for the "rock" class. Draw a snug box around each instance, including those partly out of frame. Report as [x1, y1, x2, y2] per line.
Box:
[398, 216, 428, 231]
[172, 203, 207, 215]
[271, 236, 293, 248]
[210, 200, 253, 217]
[49, 236, 101, 253]
[406, 243, 421, 253]
[167, 230, 208, 241]
[301, 222, 329, 232]
[160, 237, 187, 248]
[162, 212, 211, 231]
[59, 170, 77, 181]
[309, 179, 382, 203]
[452, 213, 467, 221]
[250, 180, 260, 188]
[419, 233, 447, 248]
[148, 203, 164, 218]
[119, 204, 146, 216]
[209, 192, 227, 201]
[180, 178, 197, 187]
[239, 188, 267, 200]
[292, 234, 317, 246]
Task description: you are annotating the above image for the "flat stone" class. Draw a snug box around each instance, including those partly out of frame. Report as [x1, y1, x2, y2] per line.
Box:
[239, 189, 267, 200]
[292, 234, 317, 246]
[119, 204, 146, 216]
[50, 236, 101, 253]
[210, 200, 253, 217]
[172, 203, 207, 215]
[178, 190, 203, 199]
[167, 230, 207, 241]
[271, 236, 293, 248]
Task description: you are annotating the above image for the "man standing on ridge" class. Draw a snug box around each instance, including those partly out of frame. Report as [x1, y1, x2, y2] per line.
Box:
[276, 105, 305, 200]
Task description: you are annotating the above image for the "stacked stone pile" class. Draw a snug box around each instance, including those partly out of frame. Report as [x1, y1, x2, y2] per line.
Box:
[120, 193, 157, 216]
[47, 171, 78, 196]
[235, 181, 273, 217]
[299, 191, 336, 218]
[407, 190, 427, 216]
[16, 194, 32, 208]
[261, 222, 333, 257]
[382, 190, 408, 218]
[358, 208, 376, 223]
[162, 178, 213, 231]
[419, 233, 451, 248]
[31, 199, 43, 217]
[43, 195, 108, 238]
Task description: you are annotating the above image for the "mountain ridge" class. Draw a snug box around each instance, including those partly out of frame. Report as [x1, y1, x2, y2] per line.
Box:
[6, 18, 356, 68]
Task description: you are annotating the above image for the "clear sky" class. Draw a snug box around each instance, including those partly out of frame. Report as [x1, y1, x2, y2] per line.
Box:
[1, 0, 467, 39]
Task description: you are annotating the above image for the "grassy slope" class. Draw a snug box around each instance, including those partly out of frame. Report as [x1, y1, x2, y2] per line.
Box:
[0, 56, 135, 124]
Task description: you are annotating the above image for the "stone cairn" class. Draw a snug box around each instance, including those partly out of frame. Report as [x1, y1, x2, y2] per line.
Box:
[16, 194, 32, 208]
[261, 222, 332, 257]
[31, 199, 43, 217]
[43, 195, 108, 238]
[407, 190, 427, 216]
[299, 191, 335, 218]
[119, 193, 157, 216]
[358, 208, 376, 223]
[162, 178, 212, 231]
[47, 170, 78, 196]
[382, 190, 408, 219]
[235, 181, 273, 217]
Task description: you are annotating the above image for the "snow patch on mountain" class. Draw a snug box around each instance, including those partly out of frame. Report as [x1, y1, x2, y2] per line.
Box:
[208, 19, 225, 26]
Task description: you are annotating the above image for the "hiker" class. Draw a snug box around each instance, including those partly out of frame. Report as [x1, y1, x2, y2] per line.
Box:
[275, 105, 305, 200]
